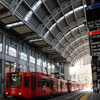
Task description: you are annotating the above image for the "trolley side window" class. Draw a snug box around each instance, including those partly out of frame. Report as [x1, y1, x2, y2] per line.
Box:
[24, 76, 29, 87]
[43, 79, 46, 87]
[38, 78, 43, 87]
[50, 80, 53, 89]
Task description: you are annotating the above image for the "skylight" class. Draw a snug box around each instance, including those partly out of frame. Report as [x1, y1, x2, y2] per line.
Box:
[49, 23, 56, 31]
[24, 0, 43, 22]
[43, 31, 49, 39]
[24, 11, 33, 22]
[64, 35, 88, 51]
[65, 24, 85, 37]
[6, 22, 23, 28]
[29, 38, 42, 42]
[32, 0, 42, 12]
[57, 5, 87, 23]
[45, 5, 87, 38]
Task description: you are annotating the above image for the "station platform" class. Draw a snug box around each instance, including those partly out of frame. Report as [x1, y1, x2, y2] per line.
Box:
[87, 93, 100, 100]
[0, 90, 100, 100]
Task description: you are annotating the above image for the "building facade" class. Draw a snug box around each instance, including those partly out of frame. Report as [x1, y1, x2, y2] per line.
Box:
[70, 55, 92, 88]
[0, 28, 65, 96]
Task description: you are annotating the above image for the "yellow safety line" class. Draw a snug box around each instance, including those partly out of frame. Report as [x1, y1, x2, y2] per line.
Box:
[80, 92, 91, 100]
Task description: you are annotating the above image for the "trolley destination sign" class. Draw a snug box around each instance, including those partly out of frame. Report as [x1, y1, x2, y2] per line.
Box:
[88, 30, 100, 56]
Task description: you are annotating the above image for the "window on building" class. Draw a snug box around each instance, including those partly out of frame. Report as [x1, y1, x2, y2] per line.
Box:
[37, 56, 42, 72]
[19, 44, 27, 61]
[0, 33, 3, 52]
[6, 37, 17, 57]
[48, 63, 51, 75]
[19, 65, 28, 72]
[29, 66, 35, 72]
[37, 52, 43, 72]
[43, 61, 47, 74]
[52, 64, 55, 73]
[43, 61, 47, 68]
[29, 48, 35, 63]
[5, 62, 15, 77]
[37, 58, 41, 66]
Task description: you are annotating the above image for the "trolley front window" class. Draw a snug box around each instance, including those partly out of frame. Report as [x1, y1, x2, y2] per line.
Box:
[7, 73, 22, 87]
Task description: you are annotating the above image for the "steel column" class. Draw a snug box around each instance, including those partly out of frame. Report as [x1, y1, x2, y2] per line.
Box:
[1, 32, 5, 98]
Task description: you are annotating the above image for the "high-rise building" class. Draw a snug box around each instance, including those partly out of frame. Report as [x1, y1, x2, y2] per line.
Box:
[70, 55, 92, 88]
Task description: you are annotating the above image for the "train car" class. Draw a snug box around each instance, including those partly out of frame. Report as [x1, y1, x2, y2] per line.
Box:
[49, 77, 58, 95]
[5, 72, 52, 99]
[34, 72, 51, 98]
[80, 83, 84, 90]
[75, 82, 80, 91]
[57, 79, 62, 94]
[57, 79, 68, 94]
[82, 84, 84, 89]
[5, 72, 84, 99]
[67, 81, 76, 92]
[62, 80, 68, 94]
[68, 81, 84, 92]
[5, 72, 33, 98]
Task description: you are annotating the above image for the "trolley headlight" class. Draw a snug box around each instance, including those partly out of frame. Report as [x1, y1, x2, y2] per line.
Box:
[18, 93, 21, 95]
[5, 92, 9, 95]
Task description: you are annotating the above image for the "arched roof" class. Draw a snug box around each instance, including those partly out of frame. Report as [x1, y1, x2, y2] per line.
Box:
[0, 0, 90, 64]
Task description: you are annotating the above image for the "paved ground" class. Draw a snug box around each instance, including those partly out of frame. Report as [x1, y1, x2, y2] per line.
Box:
[87, 93, 100, 100]
[0, 90, 88, 100]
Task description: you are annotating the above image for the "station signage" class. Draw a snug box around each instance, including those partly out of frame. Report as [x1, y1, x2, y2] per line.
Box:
[86, 3, 100, 31]
[85, 0, 100, 6]
[88, 30, 100, 56]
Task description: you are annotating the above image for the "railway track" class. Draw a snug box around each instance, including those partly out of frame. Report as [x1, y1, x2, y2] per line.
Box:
[4, 90, 87, 100]
[63, 91, 86, 100]
[47, 90, 87, 100]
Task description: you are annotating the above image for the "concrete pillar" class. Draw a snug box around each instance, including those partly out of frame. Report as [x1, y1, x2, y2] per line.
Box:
[1, 60, 5, 98]
[59, 64, 61, 79]
[16, 42, 19, 68]
[41, 54, 43, 73]
[46, 57, 49, 75]
[64, 63, 70, 80]
[35, 50, 38, 72]
[26, 47, 29, 72]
